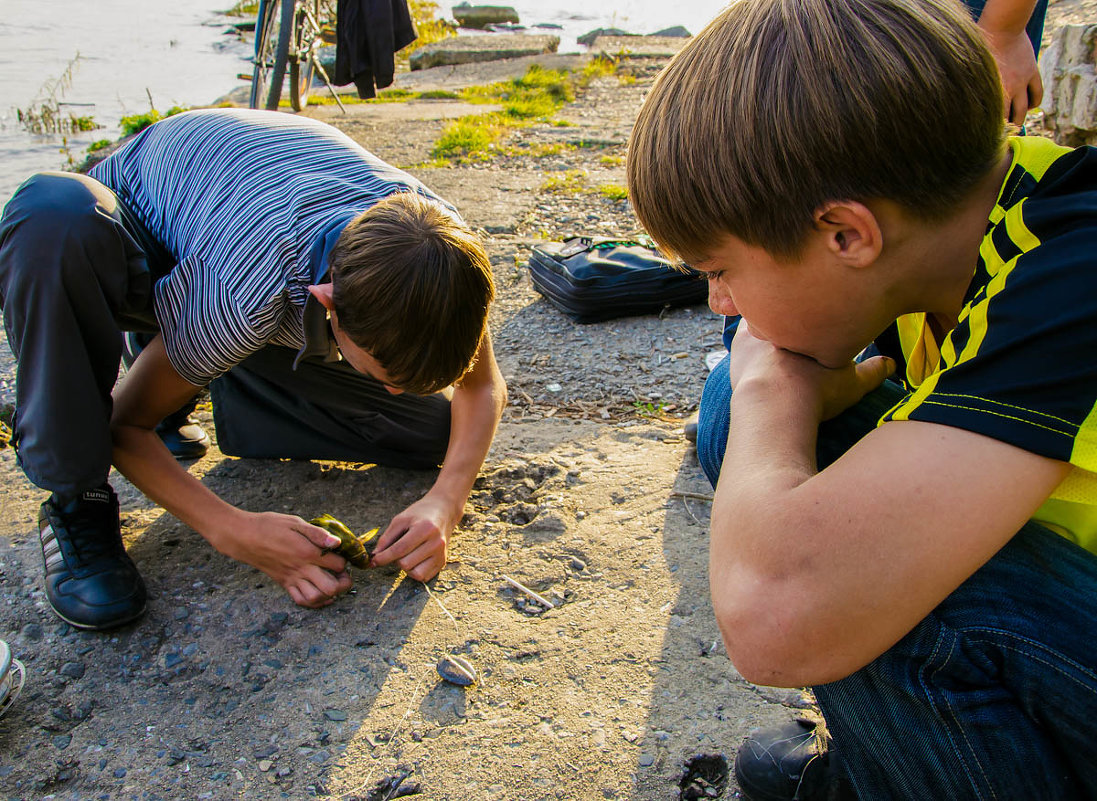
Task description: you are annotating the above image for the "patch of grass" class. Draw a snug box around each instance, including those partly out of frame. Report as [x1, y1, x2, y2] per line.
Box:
[632, 400, 667, 418]
[87, 139, 112, 153]
[120, 105, 187, 137]
[399, 0, 456, 63]
[504, 142, 574, 158]
[432, 114, 505, 160]
[599, 154, 624, 166]
[541, 169, 588, 193]
[597, 183, 629, 201]
[577, 54, 619, 86]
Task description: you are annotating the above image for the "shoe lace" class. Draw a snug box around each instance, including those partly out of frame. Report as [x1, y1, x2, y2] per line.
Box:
[53, 502, 121, 566]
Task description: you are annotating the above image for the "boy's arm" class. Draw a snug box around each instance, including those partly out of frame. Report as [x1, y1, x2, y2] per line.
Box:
[110, 334, 353, 608]
[370, 329, 507, 582]
[711, 323, 1070, 688]
[975, 0, 1042, 124]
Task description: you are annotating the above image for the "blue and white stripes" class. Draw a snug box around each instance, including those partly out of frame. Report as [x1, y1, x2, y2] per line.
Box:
[90, 108, 456, 387]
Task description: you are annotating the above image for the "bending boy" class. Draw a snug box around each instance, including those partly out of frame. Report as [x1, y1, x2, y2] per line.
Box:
[628, 0, 1097, 798]
[0, 109, 505, 630]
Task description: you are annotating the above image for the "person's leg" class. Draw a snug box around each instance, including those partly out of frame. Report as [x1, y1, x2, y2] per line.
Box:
[0, 172, 154, 495]
[0, 172, 151, 629]
[814, 521, 1097, 800]
[209, 346, 451, 469]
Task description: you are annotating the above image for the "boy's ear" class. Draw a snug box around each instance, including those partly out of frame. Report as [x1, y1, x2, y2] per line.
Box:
[813, 201, 882, 268]
[308, 282, 335, 310]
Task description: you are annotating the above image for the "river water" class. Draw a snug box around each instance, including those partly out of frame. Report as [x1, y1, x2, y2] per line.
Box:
[0, 0, 727, 200]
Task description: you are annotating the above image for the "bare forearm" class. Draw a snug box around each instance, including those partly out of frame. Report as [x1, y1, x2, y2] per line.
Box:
[977, 0, 1039, 35]
[111, 424, 241, 550]
[428, 377, 506, 515]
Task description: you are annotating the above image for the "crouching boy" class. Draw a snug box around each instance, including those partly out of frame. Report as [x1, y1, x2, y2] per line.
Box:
[0, 109, 505, 630]
[627, 0, 1097, 798]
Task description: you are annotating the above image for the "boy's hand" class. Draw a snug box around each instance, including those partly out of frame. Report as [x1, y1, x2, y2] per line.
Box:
[982, 27, 1042, 125]
[369, 495, 456, 582]
[213, 511, 353, 608]
[728, 320, 895, 421]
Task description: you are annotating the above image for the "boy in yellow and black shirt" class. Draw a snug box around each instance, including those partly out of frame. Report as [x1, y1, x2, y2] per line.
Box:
[626, 0, 1097, 798]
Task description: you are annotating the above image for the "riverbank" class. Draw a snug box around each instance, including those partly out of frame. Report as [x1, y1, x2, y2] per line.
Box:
[2, 2, 1096, 797]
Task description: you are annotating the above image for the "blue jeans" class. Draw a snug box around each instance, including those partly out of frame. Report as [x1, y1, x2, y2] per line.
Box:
[698, 348, 1097, 799]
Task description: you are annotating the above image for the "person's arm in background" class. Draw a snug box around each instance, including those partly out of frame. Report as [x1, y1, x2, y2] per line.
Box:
[976, 0, 1042, 124]
[370, 331, 507, 582]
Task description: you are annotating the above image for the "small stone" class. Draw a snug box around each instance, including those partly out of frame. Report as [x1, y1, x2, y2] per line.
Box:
[52, 734, 72, 750]
[546, 383, 562, 393]
[323, 709, 347, 721]
[59, 661, 85, 679]
[437, 655, 478, 686]
[638, 753, 655, 767]
[21, 623, 43, 641]
[113, 768, 127, 778]
[569, 557, 586, 571]
[258, 759, 273, 772]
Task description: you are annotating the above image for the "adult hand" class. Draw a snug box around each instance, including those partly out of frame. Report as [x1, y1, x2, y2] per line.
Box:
[214, 511, 352, 608]
[982, 27, 1043, 126]
[728, 320, 895, 422]
[370, 494, 456, 582]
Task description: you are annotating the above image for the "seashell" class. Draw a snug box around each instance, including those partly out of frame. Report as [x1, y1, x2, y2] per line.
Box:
[437, 655, 478, 687]
[310, 514, 378, 569]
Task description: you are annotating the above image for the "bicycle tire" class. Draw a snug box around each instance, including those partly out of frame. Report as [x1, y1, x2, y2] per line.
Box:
[290, 0, 320, 111]
[250, 0, 294, 110]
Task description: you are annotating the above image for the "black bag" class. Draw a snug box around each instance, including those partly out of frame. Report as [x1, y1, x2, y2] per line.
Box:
[527, 237, 707, 323]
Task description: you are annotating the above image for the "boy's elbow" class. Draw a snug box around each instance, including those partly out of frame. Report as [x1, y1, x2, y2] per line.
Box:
[711, 578, 857, 688]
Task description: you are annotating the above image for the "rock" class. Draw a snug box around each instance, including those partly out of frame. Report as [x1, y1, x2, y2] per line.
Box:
[409, 34, 559, 71]
[59, 661, 85, 680]
[20, 623, 43, 641]
[452, 3, 520, 29]
[652, 26, 692, 38]
[577, 28, 633, 47]
[590, 35, 690, 59]
[638, 752, 655, 767]
[1039, 24, 1097, 146]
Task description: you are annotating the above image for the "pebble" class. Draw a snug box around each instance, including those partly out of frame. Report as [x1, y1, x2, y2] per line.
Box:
[52, 734, 72, 750]
[323, 709, 347, 721]
[258, 759, 273, 772]
[569, 557, 586, 571]
[437, 655, 478, 687]
[20, 623, 42, 641]
[638, 753, 655, 767]
[59, 661, 85, 680]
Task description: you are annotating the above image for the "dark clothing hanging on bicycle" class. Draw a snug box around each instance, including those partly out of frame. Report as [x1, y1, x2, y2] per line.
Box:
[334, 0, 415, 99]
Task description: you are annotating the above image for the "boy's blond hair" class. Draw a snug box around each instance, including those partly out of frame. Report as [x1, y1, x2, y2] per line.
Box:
[627, 0, 1005, 263]
[331, 192, 494, 395]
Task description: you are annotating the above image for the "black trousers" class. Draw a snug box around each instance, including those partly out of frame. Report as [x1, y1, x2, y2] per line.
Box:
[0, 172, 449, 497]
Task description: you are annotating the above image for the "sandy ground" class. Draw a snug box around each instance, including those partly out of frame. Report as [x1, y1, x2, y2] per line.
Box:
[1, 2, 1095, 798]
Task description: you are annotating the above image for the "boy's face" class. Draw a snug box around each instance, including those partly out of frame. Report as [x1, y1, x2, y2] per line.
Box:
[697, 234, 893, 369]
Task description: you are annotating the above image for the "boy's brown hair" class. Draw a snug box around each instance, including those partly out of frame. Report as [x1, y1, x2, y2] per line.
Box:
[330, 192, 494, 395]
[627, 0, 1006, 263]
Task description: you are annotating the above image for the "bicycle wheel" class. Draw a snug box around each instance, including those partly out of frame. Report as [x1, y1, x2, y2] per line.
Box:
[290, 0, 322, 111]
[250, 0, 294, 110]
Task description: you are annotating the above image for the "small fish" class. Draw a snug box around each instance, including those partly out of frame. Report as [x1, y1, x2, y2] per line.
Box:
[437, 655, 478, 687]
[310, 514, 378, 569]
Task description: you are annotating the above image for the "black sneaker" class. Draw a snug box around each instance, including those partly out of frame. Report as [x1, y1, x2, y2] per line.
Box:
[734, 719, 856, 801]
[156, 404, 211, 460]
[38, 485, 147, 630]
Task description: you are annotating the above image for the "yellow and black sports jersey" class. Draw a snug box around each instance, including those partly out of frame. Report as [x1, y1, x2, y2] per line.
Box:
[879, 136, 1097, 554]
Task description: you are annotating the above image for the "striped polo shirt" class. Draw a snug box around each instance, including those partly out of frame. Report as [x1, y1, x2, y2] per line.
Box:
[879, 136, 1097, 553]
[89, 108, 458, 387]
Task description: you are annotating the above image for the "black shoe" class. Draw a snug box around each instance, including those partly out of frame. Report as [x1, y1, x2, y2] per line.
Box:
[156, 404, 211, 460]
[734, 719, 856, 801]
[38, 485, 147, 631]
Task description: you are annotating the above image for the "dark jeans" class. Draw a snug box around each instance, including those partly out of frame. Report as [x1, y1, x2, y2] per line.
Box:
[0, 172, 449, 497]
[697, 350, 1097, 799]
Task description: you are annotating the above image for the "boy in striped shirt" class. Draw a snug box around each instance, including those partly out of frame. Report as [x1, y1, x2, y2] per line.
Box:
[0, 110, 505, 630]
[627, 0, 1097, 797]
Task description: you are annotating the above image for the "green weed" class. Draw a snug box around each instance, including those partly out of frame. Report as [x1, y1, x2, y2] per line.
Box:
[120, 105, 187, 137]
[599, 154, 624, 166]
[541, 169, 588, 193]
[597, 183, 629, 201]
[87, 139, 112, 153]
